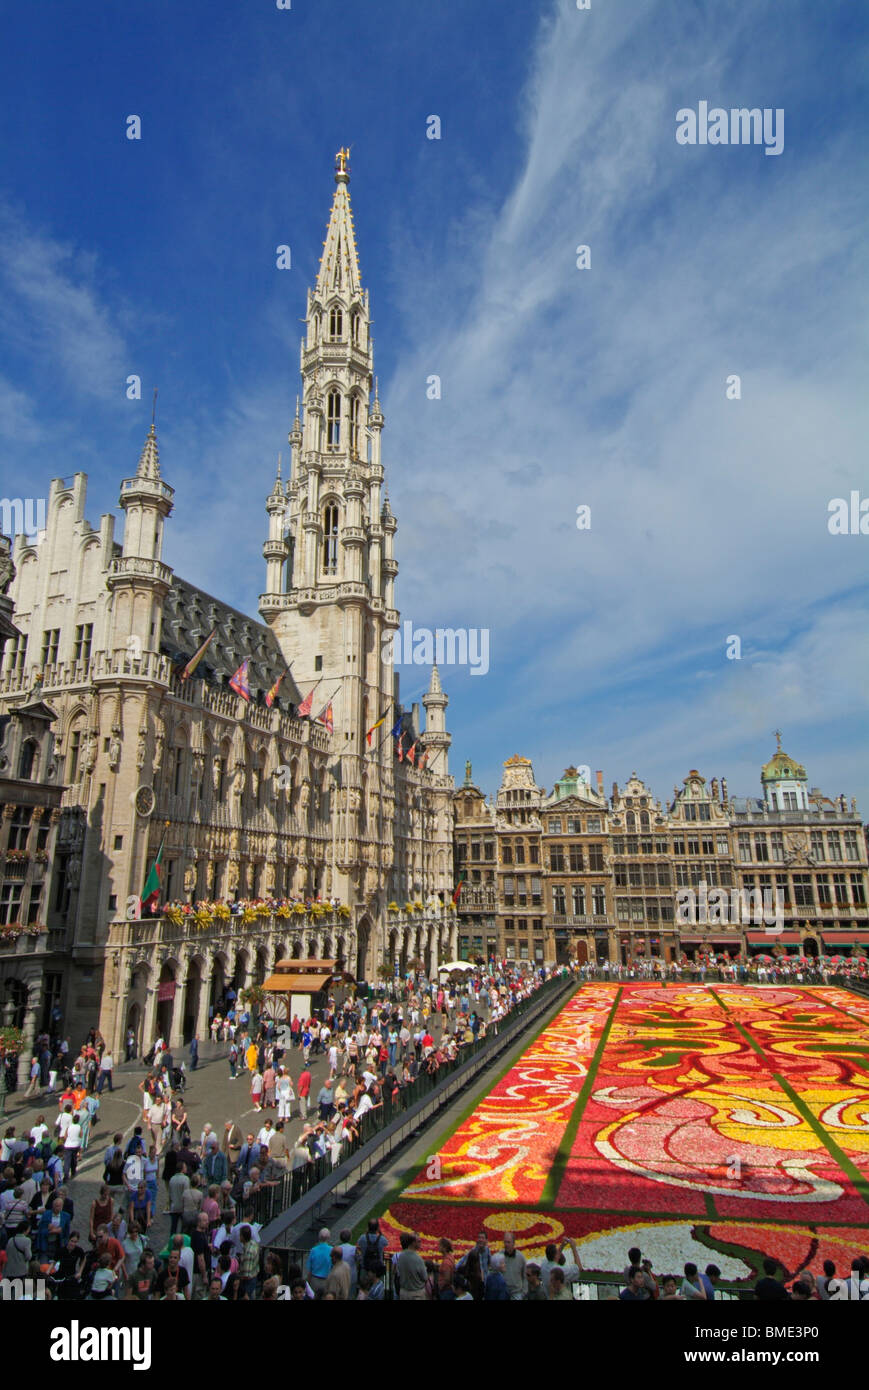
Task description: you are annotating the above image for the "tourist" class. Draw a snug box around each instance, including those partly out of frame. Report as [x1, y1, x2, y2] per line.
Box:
[396, 1232, 428, 1302]
[483, 1251, 510, 1301]
[502, 1231, 527, 1300]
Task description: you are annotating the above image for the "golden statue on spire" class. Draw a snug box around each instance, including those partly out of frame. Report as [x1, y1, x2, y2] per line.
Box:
[335, 146, 350, 175]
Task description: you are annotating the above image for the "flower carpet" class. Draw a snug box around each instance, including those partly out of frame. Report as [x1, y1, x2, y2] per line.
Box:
[377, 984, 869, 1281]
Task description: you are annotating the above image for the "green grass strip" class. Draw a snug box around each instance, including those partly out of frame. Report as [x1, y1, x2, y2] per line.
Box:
[543, 986, 623, 1208]
[708, 988, 869, 1210]
[357, 983, 580, 1235]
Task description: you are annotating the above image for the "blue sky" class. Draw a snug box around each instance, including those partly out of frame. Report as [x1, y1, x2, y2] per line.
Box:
[1, 0, 867, 810]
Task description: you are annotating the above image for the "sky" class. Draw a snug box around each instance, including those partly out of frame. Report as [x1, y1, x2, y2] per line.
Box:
[1, 0, 867, 811]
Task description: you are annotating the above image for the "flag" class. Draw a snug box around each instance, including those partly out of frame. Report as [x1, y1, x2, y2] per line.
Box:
[296, 679, 321, 718]
[265, 666, 290, 708]
[419, 750, 429, 769]
[389, 716, 403, 739]
[315, 701, 334, 734]
[180, 628, 216, 681]
[396, 737, 404, 762]
[366, 712, 388, 745]
[406, 742, 416, 765]
[229, 659, 250, 701]
[140, 824, 169, 915]
[452, 871, 467, 905]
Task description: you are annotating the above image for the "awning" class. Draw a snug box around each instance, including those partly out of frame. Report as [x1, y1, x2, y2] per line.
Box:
[745, 932, 803, 944]
[262, 972, 331, 993]
[273, 958, 336, 974]
[821, 933, 869, 945]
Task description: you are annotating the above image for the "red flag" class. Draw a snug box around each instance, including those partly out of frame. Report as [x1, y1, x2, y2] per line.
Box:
[265, 666, 290, 708]
[396, 738, 404, 762]
[315, 701, 334, 734]
[229, 659, 250, 701]
[419, 751, 429, 769]
[296, 680, 321, 718]
[406, 742, 416, 765]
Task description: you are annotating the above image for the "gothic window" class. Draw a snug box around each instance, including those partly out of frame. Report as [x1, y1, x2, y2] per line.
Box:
[329, 306, 343, 340]
[327, 391, 341, 447]
[351, 310, 360, 345]
[66, 723, 83, 783]
[349, 395, 361, 456]
[322, 505, 339, 574]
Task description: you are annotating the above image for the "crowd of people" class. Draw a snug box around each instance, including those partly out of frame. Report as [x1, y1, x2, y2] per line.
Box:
[576, 956, 868, 984]
[0, 963, 570, 1299]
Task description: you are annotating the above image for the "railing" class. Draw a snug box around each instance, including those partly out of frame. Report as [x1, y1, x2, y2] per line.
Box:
[251, 970, 576, 1244]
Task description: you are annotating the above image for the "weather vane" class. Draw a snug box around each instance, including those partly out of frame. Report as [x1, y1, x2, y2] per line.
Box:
[335, 146, 351, 175]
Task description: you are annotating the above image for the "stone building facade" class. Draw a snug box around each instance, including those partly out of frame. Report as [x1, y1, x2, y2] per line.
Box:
[455, 740, 869, 966]
[0, 154, 455, 1055]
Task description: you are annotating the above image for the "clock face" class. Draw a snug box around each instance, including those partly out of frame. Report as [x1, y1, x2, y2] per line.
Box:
[135, 785, 156, 817]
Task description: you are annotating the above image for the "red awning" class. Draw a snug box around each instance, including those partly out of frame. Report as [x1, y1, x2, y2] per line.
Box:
[745, 932, 803, 944]
[821, 933, 869, 945]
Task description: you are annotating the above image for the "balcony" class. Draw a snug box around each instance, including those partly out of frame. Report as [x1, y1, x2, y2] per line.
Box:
[108, 556, 174, 587]
[548, 914, 608, 928]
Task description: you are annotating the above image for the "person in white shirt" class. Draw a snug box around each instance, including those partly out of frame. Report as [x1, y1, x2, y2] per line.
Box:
[354, 1092, 375, 1122]
[328, 1043, 339, 1077]
[257, 1121, 274, 1147]
[62, 1116, 83, 1180]
[276, 1068, 295, 1120]
[56, 1106, 74, 1143]
[29, 1118, 49, 1146]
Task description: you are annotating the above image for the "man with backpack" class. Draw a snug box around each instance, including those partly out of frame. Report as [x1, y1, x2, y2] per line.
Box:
[356, 1218, 387, 1283]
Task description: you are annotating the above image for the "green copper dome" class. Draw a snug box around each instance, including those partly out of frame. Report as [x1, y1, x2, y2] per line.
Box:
[761, 732, 807, 784]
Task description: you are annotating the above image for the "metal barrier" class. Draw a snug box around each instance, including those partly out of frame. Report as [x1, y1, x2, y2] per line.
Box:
[251, 971, 577, 1245]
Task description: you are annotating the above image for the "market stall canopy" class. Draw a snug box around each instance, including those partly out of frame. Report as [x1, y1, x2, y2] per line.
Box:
[262, 960, 338, 994]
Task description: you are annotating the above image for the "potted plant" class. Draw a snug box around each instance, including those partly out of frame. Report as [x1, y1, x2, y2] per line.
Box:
[387, 902, 399, 914]
[338, 904, 351, 919]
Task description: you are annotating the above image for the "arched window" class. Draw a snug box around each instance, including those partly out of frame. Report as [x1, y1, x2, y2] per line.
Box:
[18, 739, 37, 780]
[625, 810, 636, 831]
[322, 505, 339, 574]
[327, 391, 341, 447]
[329, 306, 343, 340]
[640, 810, 650, 830]
[349, 396, 361, 456]
[351, 310, 360, 345]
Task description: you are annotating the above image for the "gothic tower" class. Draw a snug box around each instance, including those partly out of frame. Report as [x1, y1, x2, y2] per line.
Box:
[260, 150, 431, 920]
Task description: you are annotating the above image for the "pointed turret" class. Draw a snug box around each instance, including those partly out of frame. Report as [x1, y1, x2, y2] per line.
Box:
[109, 418, 174, 659]
[423, 664, 450, 776]
[315, 147, 362, 298]
[136, 422, 161, 481]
